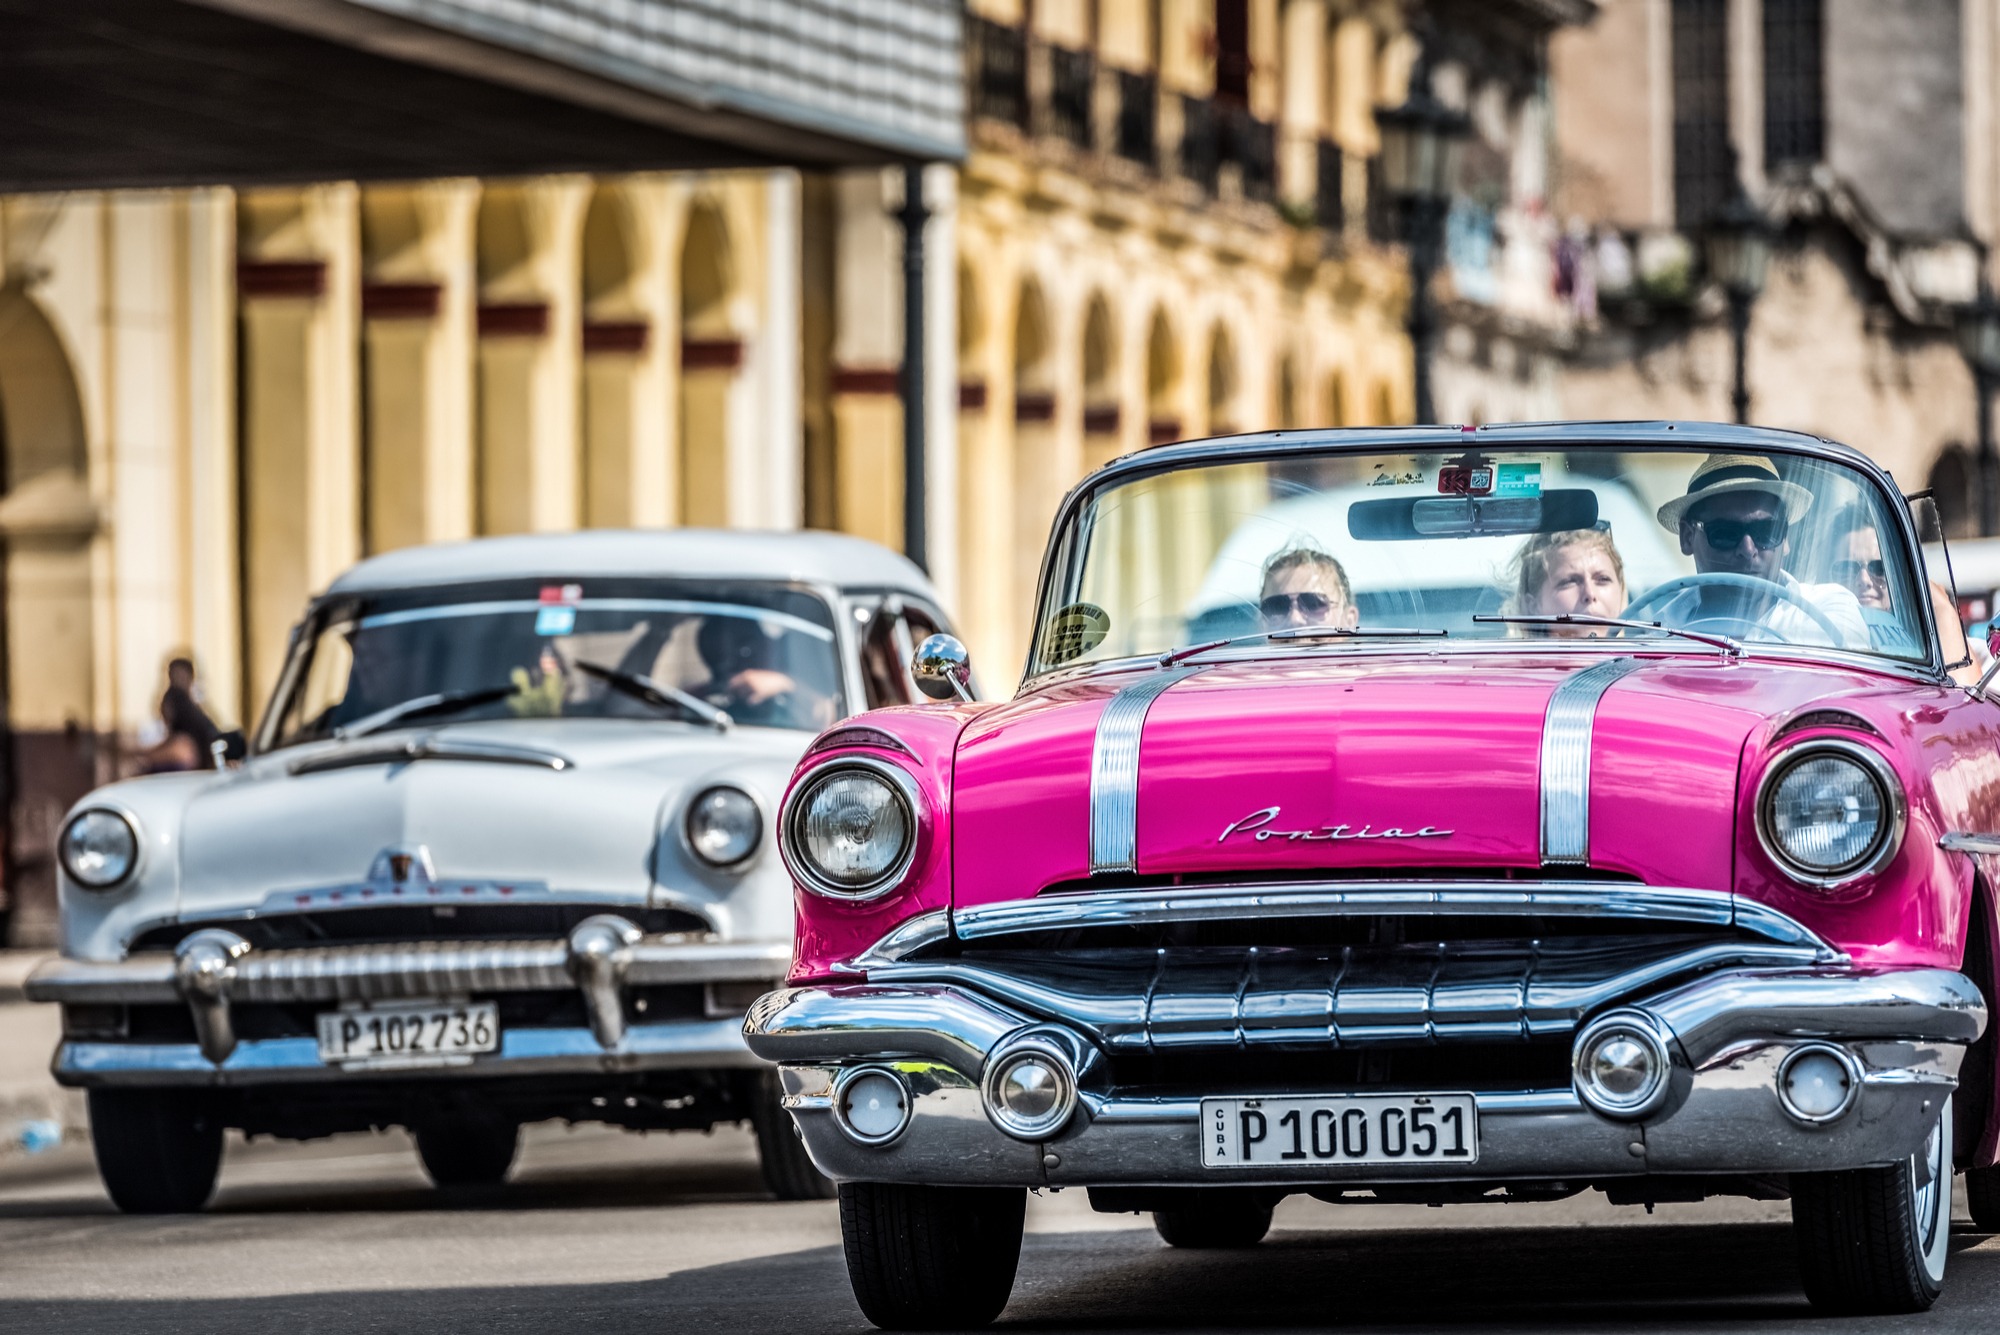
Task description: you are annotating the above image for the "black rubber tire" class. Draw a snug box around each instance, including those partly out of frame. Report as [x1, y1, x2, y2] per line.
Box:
[1154, 1196, 1275, 1248]
[838, 1182, 1026, 1330]
[1969, 1165, 2000, 1231]
[749, 1070, 837, 1201]
[87, 1088, 224, 1214]
[1792, 1097, 1952, 1314]
[413, 1113, 520, 1188]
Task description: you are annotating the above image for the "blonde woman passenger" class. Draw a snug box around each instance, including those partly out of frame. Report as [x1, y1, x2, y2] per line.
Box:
[1506, 529, 1627, 637]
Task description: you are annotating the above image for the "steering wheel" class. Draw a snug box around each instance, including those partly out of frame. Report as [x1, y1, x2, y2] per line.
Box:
[1622, 572, 1846, 646]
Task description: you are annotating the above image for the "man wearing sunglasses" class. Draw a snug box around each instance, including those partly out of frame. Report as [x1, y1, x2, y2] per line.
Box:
[1260, 548, 1360, 632]
[1654, 454, 1868, 649]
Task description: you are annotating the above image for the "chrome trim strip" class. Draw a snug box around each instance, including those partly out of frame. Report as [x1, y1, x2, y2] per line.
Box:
[1539, 657, 1646, 865]
[844, 908, 952, 970]
[52, 1018, 761, 1087]
[942, 883, 1840, 957]
[744, 983, 1027, 1074]
[807, 725, 921, 763]
[1940, 832, 2000, 856]
[289, 735, 573, 776]
[1088, 668, 1201, 874]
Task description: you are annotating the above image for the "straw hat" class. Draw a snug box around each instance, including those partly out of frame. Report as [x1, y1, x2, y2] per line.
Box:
[1655, 454, 1814, 532]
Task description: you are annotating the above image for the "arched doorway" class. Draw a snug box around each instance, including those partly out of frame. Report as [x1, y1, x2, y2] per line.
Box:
[1146, 310, 1181, 444]
[1205, 325, 1238, 435]
[0, 286, 96, 945]
[678, 200, 737, 527]
[1929, 445, 1977, 541]
[1080, 293, 1120, 472]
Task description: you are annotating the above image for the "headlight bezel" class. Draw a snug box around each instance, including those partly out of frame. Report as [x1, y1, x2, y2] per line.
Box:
[58, 807, 142, 891]
[780, 756, 923, 902]
[1754, 738, 1907, 890]
[682, 784, 766, 870]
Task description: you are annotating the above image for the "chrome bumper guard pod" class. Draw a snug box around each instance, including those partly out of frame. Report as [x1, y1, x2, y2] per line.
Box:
[29, 915, 788, 1085]
[743, 885, 1990, 1187]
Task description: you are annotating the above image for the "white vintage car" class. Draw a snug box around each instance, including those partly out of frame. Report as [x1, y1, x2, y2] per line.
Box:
[27, 529, 959, 1211]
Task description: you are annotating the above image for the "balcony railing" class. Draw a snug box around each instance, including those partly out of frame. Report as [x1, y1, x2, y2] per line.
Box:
[1316, 138, 1343, 228]
[1044, 45, 1095, 150]
[1179, 95, 1219, 193]
[968, 15, 1028, 129]
[1219, 104, 1276, 203]
[1113, 69, 1157, 167]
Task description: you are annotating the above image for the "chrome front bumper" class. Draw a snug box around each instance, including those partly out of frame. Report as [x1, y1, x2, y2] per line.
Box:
[744, 967, 1988, 1187]
[29, 915, 787, 1086]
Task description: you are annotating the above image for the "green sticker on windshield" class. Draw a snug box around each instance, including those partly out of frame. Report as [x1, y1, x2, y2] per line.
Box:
[1493, 463, 1542, 498]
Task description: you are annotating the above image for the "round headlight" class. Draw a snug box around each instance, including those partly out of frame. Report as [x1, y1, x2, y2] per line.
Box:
[784, 762, 917, 899]
[685, 785, 762, 867]
[1757, 742, 1905, 887]
[60, 809, 138, 889]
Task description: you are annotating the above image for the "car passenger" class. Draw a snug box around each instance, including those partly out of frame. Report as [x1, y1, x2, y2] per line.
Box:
[1259, 547, 1359, 632]
[1507, 529, 1626, 637]
[1654, 454, 1868, 649]
[1828, 502, 1891, 612]
[692, 614, 838, 729]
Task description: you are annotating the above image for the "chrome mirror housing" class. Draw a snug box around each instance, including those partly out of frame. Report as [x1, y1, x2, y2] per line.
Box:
[910, 633, 973, 702]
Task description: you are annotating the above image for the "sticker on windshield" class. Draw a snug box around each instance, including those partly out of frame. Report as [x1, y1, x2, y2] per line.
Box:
[539, 583, 583, 605]
[1493, 463, 1542, 498]
[534, 605, 577, 636]
[1041, 602, 1111, 664]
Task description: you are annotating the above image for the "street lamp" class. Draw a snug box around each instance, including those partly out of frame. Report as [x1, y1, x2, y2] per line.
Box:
[1374, 45, 1469, 425]
[1702, 171, 1773, 425]
[1953, 270, 2000, 536]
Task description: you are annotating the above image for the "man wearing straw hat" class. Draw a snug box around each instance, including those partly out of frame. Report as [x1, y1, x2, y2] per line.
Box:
[1653, 454, 1868, 649]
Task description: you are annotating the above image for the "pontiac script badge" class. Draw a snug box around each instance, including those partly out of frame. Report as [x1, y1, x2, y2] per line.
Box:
[1218, 806, 1454, 844]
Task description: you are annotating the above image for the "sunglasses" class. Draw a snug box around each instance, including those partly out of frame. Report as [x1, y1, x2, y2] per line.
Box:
[1260, 592, 1335, 619]
[1696, 517, 1788, 551]
[1832, 558, 1887, 585]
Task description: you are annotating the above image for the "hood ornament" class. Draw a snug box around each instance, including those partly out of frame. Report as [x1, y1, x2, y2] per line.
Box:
[366, 845, 437, 887]
[1219, 807, 1454, 844]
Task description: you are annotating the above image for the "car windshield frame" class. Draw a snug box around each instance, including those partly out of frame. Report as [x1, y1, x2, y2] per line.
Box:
[254, 575, 849, 754]
[1021, 428, 1946, 688]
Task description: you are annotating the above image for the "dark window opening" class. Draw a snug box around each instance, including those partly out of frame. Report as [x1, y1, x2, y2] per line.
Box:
[1763, 0, 1824, 168]
[1215, 0, 1250, 105]
[1671, 0, 1733, 232]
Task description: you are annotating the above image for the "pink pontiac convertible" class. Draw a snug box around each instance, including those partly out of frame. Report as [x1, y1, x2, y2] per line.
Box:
[748, 423, 2000, 1325]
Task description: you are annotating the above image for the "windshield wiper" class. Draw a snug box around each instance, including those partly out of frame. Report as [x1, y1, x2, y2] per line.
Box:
[1471, 613, 1744, 657]
[574, 660, 732, 731]
[335, 684, 520, 741]
[1159, 625, 1449, 668]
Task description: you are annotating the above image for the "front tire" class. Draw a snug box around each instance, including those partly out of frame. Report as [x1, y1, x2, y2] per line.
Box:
[749, 1069, 836, 1200]
[413, 1112, 519, 1187]
[838, 1182, 1026, 1330]
[1792, 1096, 1953, 1314]
[88, 1088, 224, 1214]
[1154, 1195, 1274, 1248]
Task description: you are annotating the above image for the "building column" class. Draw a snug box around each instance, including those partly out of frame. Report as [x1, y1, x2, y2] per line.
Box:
[360, 179, 479, 552]
[475, 178, 589, 535]
[831, 169, 907, 549]
[236, 183, 361, 709]
[581, 177, 671, 530]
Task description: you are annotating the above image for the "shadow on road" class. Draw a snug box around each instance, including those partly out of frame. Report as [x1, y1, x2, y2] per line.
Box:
[0, 1222, 1993, 1334]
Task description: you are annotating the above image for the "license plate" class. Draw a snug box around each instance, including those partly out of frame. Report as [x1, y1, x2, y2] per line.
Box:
[1201, 1094, 1478, 1168]
[315, 1002, 498, 1067]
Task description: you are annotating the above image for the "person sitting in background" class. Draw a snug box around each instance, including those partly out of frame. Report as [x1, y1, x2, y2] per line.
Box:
[136, 657, 220, 773]
[1259, 547, 1359, 632]
[1507, 529, 1626, 636]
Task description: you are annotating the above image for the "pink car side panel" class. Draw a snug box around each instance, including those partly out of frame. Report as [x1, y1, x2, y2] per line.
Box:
[783, 704, 989, 983]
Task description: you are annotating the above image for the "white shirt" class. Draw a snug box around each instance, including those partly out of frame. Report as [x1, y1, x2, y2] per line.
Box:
[1655, 572, 1870, 651]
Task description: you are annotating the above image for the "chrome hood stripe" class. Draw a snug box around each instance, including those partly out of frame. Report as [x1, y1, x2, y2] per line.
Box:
[1088, 667, 1203, 874]
[1538, 657, 1645, 866]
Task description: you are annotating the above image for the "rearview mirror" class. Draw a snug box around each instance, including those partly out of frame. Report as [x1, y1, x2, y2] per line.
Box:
[1348, 489, 1601, 541]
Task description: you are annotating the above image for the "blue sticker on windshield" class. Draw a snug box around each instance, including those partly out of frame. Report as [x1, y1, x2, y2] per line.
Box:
[535, 606, 577, 637]
[1493, 463, 1542, 498]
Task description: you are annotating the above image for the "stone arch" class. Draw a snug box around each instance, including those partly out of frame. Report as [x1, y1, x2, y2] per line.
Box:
[0, 285, 98, 943]
[581, 187, 641, 314]
[678, 197, 739, 526]
[1081, 291, 1119, 447]
[1929, 444, 1977, 541]
[1146, 309, 1181, 444]
[1010, 276, 1060, 655]
[957, 260, 986, 361]
[581, 185, 648, 529]
[1206, 324, 1239, 434]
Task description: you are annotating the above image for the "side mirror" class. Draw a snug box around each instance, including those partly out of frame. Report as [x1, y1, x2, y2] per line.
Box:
[910, 634, 974, 702]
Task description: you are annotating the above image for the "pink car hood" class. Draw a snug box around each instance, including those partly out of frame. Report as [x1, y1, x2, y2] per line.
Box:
[952, 652, 1873, 909]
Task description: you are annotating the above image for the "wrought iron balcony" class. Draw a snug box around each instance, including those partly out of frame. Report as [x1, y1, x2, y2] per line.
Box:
[968, 15, 1029, 130]
[1113, 69, 1158, 168]
[1044, 45, 1095, 150]
[1316, 138, 1344, 228]
[1219, 104, 1276, 203]
[1179, 95, 1220, 193]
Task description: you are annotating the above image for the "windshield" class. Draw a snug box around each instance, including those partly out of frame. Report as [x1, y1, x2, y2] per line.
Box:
[264, 577, 844, 750]
[1031, 445, 1937, 676]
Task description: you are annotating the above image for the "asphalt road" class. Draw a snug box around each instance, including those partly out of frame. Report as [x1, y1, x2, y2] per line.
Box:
[2, 1122, 1999, 1334]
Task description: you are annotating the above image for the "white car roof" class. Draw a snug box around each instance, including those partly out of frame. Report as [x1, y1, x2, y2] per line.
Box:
[1188, 478, 1687, 614]
[327, 529, 942, 600]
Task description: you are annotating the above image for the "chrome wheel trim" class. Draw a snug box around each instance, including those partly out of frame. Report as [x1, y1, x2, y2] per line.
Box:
[1912, 1097, 1952, 1284]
